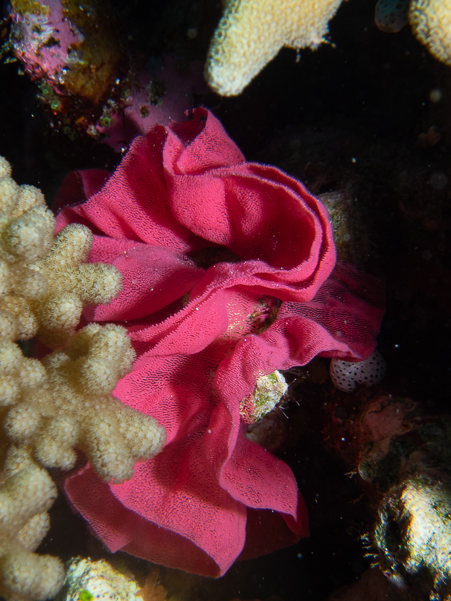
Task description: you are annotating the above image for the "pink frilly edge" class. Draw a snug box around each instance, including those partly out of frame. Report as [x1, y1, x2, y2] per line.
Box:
[54, 107, 384, 577]
[54, 107, 337, 305]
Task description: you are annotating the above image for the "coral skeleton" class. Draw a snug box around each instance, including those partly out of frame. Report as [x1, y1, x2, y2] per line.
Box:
[59, 557, 143, 601]
[0, 157, 166, 601]
[239, 370, 288, 424]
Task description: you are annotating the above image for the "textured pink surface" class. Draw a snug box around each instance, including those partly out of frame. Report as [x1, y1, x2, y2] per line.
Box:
[10, 0, 81, 84]
[95, 58, 206, 151]
[55, 108, 384, 576]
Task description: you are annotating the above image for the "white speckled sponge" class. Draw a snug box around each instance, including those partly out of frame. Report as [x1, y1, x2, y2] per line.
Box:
[330, 349, 386, 392]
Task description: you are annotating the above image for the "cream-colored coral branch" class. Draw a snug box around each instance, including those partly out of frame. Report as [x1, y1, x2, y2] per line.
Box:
[206, 0, 343, 96]
[0, 445, 65, 601]
[4, 322, 165, 483]
[206, 0, 451, 97]
[0, 157, 166, 601]
[0, 156, 122, 346]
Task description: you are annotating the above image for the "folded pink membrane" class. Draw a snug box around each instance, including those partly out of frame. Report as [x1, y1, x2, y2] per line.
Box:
[54, 108, 384, 577]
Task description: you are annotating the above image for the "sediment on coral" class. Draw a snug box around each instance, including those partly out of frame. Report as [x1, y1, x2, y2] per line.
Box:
[374, 473, 451, 598]
[0, 156, 166, 601]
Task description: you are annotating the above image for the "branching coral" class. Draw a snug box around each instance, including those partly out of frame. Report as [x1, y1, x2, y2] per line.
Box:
[206, 0, 451, 96]
[0, 445, 64, 601]
[0, 157, 166, 601]
[206, 0, 342, 96]
[0, 156, 122, 346]
[3, 321, 165, 482]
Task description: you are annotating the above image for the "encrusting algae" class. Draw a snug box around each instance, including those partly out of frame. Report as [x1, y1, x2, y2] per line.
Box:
[0, 157, 166, 601]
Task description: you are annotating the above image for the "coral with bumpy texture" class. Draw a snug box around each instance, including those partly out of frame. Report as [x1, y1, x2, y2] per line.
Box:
[0, 156, 122, 346]
[409, 0, 451, 66]
[374, 473, 451, 597]
[4, 322, 165, 482]
[206, 0, 343, 96]
[0, 315, 164, 599]
[0, 158, 166, 600]
[375, 0, 451, 67]
[33, 224, 122, 346]
[207, 0, 451, 97]
[0, 445, 65, 601]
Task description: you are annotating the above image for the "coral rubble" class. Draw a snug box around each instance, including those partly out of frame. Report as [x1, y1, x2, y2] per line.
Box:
[0, 157, 166, 601]
[375, 474, 451, 597]
[58, 557, 142, 601]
